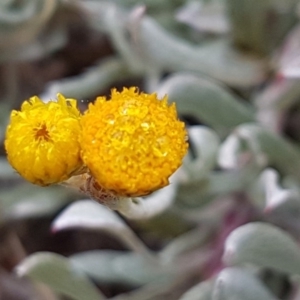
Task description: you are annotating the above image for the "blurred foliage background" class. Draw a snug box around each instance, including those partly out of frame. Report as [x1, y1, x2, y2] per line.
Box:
[2, 0, 300, 299]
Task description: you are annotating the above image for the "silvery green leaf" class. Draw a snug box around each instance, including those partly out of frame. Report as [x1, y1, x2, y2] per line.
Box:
[0, 157, 18, 179]
[132, 15, 265, 87]
[256, 168, 299, 212]
[0, 103, 10, 141]
[0, 184, 71, 220]
[125, 256, 163, 285]
[213, 267, 279, 300]
[277, 24, 300, 78]
[223, 222, 300, 275]
[250, 172, 300, 233]
[70, 250, 172, 286]
[52, 199, 126, 232]
[218, 125, 267, 169]
[248, 169, 276, 210]
[82, 3, 265, 87]
[0, 28, 67, 62]
[254, 78, 300, 132]
[117, 193, 175, 220]
[0, 0, 55, 24]
[218, 134, 243, 169]
[222, 124, 300, 180]
[176, 0, 229, 34]
[65, 1, 111, 32]
[157, 74, 254, 130]
[253, 25, 300, 130]
[208, 166, 261, 195]
[116, 170, 181, 220]
[40, 57, 128, 100]
[52, 200, 157, 263]
[179, 280, 214, 300]
[227, 0, 297, 55]
[160, 226, 213, 262]
[0, 0, 57, 52]
[185, 126, 220, 179]
[70, 251, 119, 284]
[176, 165, 260, 208]
[16, 252, 105, 300]
[181, 195, 233, 225]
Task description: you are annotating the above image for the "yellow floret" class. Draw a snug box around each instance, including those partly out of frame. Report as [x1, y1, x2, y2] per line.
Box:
[80, 87, 188, 197]
[5, 94, 83, 185]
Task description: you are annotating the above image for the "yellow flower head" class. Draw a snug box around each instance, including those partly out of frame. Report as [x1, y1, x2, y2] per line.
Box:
[5, 94, 83, 185]
[80, 87, 188, 197]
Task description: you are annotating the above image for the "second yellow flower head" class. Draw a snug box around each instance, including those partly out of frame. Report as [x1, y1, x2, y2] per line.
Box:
[81, 87, 188, 197]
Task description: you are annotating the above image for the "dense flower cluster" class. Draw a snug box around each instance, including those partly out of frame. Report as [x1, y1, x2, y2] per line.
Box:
[80, 87, 188, 196]
[5, 88, 188, 196]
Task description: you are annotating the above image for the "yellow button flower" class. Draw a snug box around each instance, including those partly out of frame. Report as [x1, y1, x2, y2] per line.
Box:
[80, 87, 188, 197]
[5, 94, 83, 185]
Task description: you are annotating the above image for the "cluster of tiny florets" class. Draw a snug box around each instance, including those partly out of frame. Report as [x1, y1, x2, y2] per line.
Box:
[80, 87, 188, 196]
[5, 94, 82, 185]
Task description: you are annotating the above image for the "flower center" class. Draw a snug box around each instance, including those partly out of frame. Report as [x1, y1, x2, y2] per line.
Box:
[34, 123, 51, 141]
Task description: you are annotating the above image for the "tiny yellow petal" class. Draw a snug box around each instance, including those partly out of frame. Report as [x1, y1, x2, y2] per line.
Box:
[80, 87, 188, 197]
[5, 94, 83, 185]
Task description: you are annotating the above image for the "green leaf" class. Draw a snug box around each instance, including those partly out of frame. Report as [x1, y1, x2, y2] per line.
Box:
[250, 168, 299, 212]
[179, 280, 214, 300]
[176, 165, 260, 208]
[52, 199, 126, 232]
[0, 157, 17, 179]
[160, 226, 213, 262]
[176, 1, 229, 34]
[16, 252, 105, 300]
[70, 250, 172, 286]
[278, 24, 300, 78]
[41, 58, 129, 100]
[52, 200, 157, 263]
[0, 0, 58, 55]
[184, 126, 220, 180]
[157, 74, 254, 130]
[117, 188, 177, 220]
[0, 184, 72, 220]
[223, 222, 300, 275]
[219, 124, 300, 180]
[133, 16, 265, 87]
[213, 267, 279, 300]
[227, 0, 297, 55]
[218, 133, 243, 169]
[79, 3, 266, 87]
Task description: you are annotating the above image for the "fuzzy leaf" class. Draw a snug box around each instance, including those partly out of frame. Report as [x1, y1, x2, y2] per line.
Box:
[70, 250, 172, 286]
[227, 0, 297, 55]
[213, 267, 279, 300]
[223, 222, 300, 275]
[52, 200, 157, 263]
[255, 168, 299, 212]
[185, 126, 220, 179]
[176, 1, 229, 34]
[158, 74, 254, 130]
[179, 280, 214, 300]
[117, 191, 176, 220]
[133, 16, 266, 87]
[218, 134, 243, 169]
[0, 184, 72, 220]
[40, 58, 128, 100]
[278, 24, 300, 78]
[219, 124, 300, 180]
[52, 199, 126, 232]
[16, 252, 104, 300]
